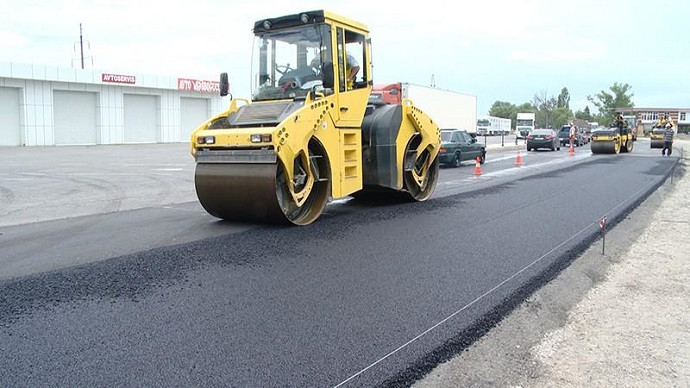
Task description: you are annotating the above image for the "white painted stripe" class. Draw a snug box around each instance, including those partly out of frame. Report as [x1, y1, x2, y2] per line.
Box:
[440, 153, 591, 186]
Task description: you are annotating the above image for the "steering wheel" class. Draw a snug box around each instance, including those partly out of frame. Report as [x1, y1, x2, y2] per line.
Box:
[275, 64, 292, 75]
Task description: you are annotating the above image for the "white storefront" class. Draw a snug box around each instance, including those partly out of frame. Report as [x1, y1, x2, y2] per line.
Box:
[0, 62, 225, 146]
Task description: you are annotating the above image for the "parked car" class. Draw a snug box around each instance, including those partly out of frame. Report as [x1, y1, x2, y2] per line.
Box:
[439, 129, 486, 167]
[526, 129, 560, 151]
[558, 125, 584, 147]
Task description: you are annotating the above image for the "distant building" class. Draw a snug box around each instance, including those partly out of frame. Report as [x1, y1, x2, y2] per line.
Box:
[616, 107, 690, 134]
[0, 61, 224, 146]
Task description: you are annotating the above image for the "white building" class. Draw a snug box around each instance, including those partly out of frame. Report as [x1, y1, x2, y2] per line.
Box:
[0, 62, 225, 146]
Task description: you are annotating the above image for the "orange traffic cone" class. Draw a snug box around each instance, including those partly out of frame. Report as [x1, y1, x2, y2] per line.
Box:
[569, 143, 575, 156]
[515, 150, 523, 166]
[474, 156, 482, 176]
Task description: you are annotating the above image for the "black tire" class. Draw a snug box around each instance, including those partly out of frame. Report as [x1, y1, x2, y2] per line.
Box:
[526, 147, 531, 151]
[479, 151, 486, 164]
[452, 152, 461, 168]
[403, 138, 439, 202]
[621, 138, 633, 153]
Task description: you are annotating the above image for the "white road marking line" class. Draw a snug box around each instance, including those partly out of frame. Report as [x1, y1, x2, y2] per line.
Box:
[441, 153, 591, 185]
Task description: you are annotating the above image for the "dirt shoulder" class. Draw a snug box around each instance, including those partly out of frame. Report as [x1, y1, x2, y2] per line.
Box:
[415, 137, 689, 387]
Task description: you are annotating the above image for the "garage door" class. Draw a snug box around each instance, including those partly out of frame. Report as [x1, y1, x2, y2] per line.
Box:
[0, 87, 21, 146]
[124, 94, 158, 143]
[181, 97, 208, 142]
[54, 90, 98, 145]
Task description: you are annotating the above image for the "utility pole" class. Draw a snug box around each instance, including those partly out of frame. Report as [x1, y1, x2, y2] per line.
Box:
[79, 23, 85, 69]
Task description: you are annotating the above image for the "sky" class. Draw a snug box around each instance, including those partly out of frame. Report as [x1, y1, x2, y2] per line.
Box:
[2, 0, 689, 115]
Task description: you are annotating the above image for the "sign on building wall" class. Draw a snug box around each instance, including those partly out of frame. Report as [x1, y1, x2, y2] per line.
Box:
[177, 78, 220, 93]
[102, 73, 136, 84]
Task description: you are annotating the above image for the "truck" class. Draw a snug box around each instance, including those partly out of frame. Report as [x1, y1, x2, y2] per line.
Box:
[369, 83, 477, 134]
[515, 112, 535, 139]
[189, 10, 441, 225]
[476, 115, 511, 136]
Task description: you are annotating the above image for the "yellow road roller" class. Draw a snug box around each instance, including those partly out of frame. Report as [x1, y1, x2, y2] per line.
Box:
[590, 126, 634, 154]
[190, 10, 440, 225]
[650, 128, 665, 148]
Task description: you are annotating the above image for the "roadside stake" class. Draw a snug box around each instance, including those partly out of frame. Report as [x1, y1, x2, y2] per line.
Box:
[599, 216, 607, 255]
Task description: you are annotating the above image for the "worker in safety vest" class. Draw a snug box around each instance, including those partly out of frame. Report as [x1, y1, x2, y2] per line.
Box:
[569, 122, 577, 148]
[664, 115, 675, 129]
[653, 114, 669, 129]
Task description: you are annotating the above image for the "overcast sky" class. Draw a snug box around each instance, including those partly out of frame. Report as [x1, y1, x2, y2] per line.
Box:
[2, 0, 688, 115]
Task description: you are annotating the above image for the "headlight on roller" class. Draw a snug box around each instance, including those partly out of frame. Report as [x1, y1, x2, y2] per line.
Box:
[251, 134, 272, 143]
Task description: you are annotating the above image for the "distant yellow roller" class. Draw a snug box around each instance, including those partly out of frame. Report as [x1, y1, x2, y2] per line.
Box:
[650, 128, 665, 148]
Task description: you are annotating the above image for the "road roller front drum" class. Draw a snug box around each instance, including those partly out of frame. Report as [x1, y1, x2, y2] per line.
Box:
[591, 141, 616, 154]
[194, 140, 331, 225]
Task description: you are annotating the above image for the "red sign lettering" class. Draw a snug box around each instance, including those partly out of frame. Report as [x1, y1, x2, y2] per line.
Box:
[177, 78, 221, 93]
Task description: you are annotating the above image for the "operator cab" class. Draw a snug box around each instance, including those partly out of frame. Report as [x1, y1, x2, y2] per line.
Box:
[249, 11, 370, 102]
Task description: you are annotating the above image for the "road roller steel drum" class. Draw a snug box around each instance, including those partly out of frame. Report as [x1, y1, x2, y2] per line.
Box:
[590, 127, 634, 154]
[650, 128, 665, 148]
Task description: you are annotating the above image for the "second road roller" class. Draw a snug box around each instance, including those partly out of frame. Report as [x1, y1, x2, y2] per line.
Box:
[590, 125, 634, 154]
[190, 10, 441, 225]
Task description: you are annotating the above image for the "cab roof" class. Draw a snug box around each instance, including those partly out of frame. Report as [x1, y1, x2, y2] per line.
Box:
[253, 10, 369, 34]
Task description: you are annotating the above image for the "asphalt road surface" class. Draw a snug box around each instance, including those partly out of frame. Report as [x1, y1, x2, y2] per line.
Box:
[0, 141, 678, 386]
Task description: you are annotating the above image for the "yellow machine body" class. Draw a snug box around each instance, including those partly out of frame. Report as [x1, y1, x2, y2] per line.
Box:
[190, 10, 440, 225]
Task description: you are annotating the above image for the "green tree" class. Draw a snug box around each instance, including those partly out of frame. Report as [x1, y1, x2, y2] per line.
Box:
[489, 101, 516, 118]
[587, 82, 634, 125]
[552, 107, 574, 129]
[516, 102, 536, 113]
[575, 106, 592, 121]
[557, 87, 570, 109]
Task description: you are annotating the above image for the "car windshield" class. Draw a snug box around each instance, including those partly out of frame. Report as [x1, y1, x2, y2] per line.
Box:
[532, 130, 551, 135]
[441, 131, 453, 142]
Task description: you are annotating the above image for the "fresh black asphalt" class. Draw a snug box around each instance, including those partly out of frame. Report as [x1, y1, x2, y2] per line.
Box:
[0, 154, 677, 386]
